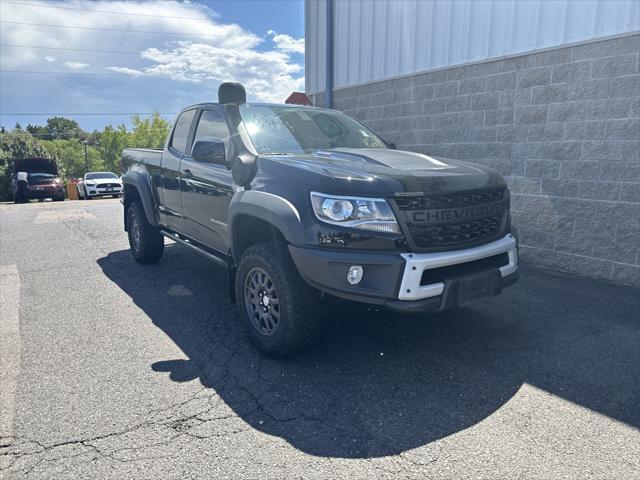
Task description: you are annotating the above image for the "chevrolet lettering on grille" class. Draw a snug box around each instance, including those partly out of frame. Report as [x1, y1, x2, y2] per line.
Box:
[409, 201, 506, 225]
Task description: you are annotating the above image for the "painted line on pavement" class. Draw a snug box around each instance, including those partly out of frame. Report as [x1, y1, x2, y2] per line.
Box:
[0, 265, 21, 447]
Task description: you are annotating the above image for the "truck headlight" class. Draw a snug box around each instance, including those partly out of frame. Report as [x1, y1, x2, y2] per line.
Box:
[310, 192, 399, 233]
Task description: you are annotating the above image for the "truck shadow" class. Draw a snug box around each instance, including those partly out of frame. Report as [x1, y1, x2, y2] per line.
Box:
[97, 245, 640, 458]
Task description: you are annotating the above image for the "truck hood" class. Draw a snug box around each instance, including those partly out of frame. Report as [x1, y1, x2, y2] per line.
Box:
[260, 148, 506, 196]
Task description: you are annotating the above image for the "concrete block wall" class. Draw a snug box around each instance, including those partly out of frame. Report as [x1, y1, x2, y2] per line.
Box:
[310, 33, 640, 287]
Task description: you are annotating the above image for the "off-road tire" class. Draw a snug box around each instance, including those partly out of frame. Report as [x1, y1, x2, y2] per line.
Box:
[235, 242, 323, 357]
[126, 201, 164, 263]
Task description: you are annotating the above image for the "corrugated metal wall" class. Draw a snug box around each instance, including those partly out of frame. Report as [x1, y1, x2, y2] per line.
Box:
[305, 0, 640, 94]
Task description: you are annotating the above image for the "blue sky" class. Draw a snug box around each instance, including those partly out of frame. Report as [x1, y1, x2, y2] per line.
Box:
[0, 0, 305, 131]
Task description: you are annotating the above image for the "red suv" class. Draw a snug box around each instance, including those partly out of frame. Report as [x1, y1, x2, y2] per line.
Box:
[12, 158, 65, 203]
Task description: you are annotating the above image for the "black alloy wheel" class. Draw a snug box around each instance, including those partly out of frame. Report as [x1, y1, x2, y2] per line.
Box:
[244, 267, 281, 335]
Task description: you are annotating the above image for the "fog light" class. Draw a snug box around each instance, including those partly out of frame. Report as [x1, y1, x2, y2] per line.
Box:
[347, 265, 363, 285]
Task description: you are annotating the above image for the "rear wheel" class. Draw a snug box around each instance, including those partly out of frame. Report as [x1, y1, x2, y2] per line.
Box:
[126, 201, 164, 263]
[235, 242, 323, 357]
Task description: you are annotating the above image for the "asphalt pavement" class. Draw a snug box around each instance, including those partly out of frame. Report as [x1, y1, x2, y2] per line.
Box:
[0, 199, 638, 479]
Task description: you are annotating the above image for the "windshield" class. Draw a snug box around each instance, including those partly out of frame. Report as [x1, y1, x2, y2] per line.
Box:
[86, 172, 118, 180]
[239, 105, 387, 154]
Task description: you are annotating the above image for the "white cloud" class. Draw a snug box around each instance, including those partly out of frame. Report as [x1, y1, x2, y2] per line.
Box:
[63, 61, 90, 70]
[107, 66, 144, 76]
[1, 1, 305, 103]
[268, 30, 305, 55]
[109, 41, 304, 101]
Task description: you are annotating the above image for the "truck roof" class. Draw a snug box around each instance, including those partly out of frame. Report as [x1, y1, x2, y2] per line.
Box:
[180, 102, 324, 112]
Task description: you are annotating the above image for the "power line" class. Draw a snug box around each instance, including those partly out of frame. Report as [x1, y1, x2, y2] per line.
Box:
[1, 0, 303, 26]
[0, 43, 149, 55]
[0, 129, 172, 136]
[0, 69, 282, 80]
[0, 0, 209, 21]
[1, 112, 176, 116]
[0, 43, 250, 57]
[0, 70, 256, 82]
[0, 20, 241, 38]
[0, 70, 170, 77]
[1, 126, 175, 135]
[0, 3, 303, 26]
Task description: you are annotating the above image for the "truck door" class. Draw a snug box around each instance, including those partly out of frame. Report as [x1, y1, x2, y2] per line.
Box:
[160, 108, 196, 232]
[180, 107, 234, 253]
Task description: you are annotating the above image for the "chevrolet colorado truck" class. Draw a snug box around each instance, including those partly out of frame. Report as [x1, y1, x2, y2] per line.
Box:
[121, 83, 519, 356]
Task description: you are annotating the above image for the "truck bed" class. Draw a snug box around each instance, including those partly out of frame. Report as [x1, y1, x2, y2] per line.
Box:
[121, 148, 163, 171]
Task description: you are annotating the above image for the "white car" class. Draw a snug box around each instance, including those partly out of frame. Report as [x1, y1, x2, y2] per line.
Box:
[77, 172, 123, 200]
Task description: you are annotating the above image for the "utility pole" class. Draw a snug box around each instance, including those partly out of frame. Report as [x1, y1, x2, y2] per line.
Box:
[325, 0, 334, 108]
[82, 141, 88, 174]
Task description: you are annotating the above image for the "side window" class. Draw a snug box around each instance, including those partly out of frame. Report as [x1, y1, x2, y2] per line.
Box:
[193, 110, 231, 155]
[170, 109, 196, 154]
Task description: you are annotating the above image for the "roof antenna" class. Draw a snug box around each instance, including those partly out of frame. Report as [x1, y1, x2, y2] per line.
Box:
[218, 82, 246, 104]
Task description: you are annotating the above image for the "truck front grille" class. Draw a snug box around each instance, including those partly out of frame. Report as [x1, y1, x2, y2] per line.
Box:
[393, 188, 508, 250]
[407, 215, 502, 249]
[394, 188, 505, 210]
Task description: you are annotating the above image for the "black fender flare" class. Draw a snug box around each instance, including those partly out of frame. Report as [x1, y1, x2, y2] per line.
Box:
[122, 170, 158, 227]
[228, 190, 306, 261]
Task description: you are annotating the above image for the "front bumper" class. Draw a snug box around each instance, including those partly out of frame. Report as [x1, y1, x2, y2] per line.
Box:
[289, 234, 519, 313]
[87, 186, 123, 197]
[27, 186, 64, 198]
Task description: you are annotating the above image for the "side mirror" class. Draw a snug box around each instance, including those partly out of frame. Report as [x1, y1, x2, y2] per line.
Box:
[387, 141, 397, 150]
[192, 140, 226, 164]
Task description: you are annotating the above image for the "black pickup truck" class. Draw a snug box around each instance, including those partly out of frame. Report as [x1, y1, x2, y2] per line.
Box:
[122, 83, 518, 356]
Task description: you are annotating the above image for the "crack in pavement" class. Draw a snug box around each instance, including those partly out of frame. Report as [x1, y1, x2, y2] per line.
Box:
[0, 321, 337, 477]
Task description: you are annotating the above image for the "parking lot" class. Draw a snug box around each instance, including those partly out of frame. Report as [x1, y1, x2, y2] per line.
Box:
[1, 199, 639, 479]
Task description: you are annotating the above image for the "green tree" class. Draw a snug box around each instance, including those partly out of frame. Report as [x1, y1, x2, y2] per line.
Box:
[86, 129, 101, 146]
[97, 125, 130, 174]
[46, 117, 84, 140]
[0, 112, 171, 200]
[0, 129, 50, 200]
[26, 123, 50, 139]
[43, 139, 104, 179]
[129, 112, 170, 148]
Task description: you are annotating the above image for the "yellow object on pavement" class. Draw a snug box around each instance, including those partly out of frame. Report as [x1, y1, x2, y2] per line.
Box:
[66, 182, 79, 200]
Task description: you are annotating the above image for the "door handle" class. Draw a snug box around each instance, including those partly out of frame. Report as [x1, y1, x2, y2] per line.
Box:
[182, 169, 193, 178]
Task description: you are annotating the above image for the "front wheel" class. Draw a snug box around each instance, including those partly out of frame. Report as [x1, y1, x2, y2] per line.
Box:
[235, 243, 323, 357]
[126, 201, 164, 263]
